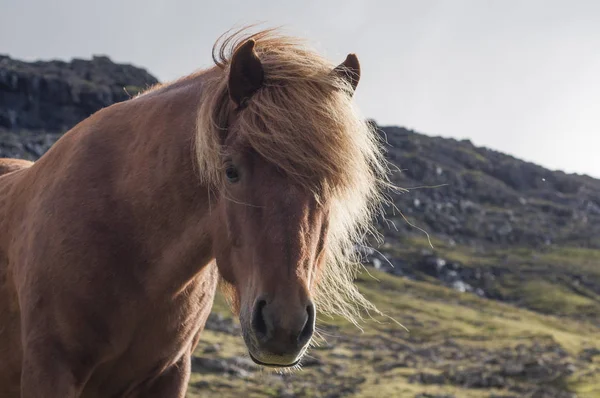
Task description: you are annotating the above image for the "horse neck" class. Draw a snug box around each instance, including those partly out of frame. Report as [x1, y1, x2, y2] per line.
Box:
[2, 72, 221, 294]
[117, 76, 221, 286]
[48, 73, 219, 291]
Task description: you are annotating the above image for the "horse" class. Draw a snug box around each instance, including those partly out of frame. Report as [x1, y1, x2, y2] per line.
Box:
[0, 27, 389, 397]
[0, 158, 33, 176]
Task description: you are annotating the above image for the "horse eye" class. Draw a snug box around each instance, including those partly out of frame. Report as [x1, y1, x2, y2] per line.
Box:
[225, 165, 240, 183]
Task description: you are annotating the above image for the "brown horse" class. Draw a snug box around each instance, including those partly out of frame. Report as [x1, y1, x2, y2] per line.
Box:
[0, 159, 33, 176]
[0, 28, 388, 397]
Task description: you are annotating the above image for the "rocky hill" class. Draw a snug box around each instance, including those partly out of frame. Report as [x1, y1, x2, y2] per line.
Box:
[0, 54, 158, 158]
[379, 125, 600, 249]
[1, 55, 599, 397]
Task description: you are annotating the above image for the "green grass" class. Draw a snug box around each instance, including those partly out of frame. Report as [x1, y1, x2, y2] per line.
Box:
[356, 270, 598, 351]
[567, 367, 600, 397]
[539, 246, 600, 275]
[184, 235, 600, 398]
[517, 280, 599, 315]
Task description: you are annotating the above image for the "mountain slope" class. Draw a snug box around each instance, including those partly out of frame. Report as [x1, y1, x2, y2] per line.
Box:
[378, 124, 600, 249]
[0, 54, 158, 158]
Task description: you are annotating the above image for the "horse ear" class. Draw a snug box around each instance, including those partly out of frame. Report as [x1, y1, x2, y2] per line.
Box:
[333, 53, 360, 94]
[228, 39, 264, 107]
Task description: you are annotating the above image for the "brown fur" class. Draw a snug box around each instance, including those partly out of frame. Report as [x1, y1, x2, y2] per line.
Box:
[0, 27, 389, 397]
[0, 158, 33, 176]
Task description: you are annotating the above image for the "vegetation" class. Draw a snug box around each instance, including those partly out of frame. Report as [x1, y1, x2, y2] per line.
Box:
[186, 242, 600, 397]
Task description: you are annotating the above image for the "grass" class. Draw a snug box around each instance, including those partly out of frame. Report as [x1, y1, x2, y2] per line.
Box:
[567, 368, 600, 397]
[357, 270, 598, 352]
[182, 230, 600, 397]
[186, 259, 600, 397]
[538, 246, 600, 276]
[517, 280, 599, 316]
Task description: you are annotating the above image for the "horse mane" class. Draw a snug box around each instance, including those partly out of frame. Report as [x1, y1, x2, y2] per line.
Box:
[195, 27, 392, 326]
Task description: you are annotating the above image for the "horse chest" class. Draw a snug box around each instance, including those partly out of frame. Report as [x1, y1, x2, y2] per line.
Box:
[88, 270, 219, 397]
[129, 281, 216, 365]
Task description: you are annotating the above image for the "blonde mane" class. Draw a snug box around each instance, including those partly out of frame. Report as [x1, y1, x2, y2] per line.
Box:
[195, 27, 391, 326]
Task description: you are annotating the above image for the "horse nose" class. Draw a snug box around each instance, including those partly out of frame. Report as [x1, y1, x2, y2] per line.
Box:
[251, 297, 315, 354]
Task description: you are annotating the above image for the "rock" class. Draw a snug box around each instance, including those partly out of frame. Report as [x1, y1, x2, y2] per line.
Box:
[579, 347, 600, 362]
[192, 380, 210, 389]
[0, 55, 157, 134]
[408, 372, 446, 385]
[300, 356, 324, 367]
[191, 356, 254, 378]
[205, 313, 241, 335]
[277, 390, 295, 398]
[451, 280, 473, 293]
[502, 361, 525, 377]
[375, 361, 409, 372]
[446, 367, 506, 388]
[202, 343, 221, 354]
[415, 394, 455, 398]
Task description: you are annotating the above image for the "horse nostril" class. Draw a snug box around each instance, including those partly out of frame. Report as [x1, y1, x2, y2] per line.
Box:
[298, 302, 315, 346]
[252, 299, 268, 340]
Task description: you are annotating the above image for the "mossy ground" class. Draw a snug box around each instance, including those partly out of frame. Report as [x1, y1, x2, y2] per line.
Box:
[185, 243, 600, 397]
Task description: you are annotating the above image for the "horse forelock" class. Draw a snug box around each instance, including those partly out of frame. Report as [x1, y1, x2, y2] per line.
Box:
[194, 27, 392, 327]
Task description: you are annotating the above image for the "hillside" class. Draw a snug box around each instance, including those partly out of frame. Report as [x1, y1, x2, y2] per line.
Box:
[1, 55, 599, 397]
[366, 125, 600, 324]
[0, 54, 158, 158]
[379, 125, 600, 249]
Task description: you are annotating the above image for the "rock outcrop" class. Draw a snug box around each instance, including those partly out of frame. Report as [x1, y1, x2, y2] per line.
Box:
[0, 54, 158, 159]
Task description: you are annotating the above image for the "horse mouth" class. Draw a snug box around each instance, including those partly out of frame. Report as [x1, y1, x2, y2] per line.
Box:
[248, 352, 301, 368]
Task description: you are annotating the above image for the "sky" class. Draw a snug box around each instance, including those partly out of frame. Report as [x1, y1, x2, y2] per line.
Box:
[1, 0, 599, 177]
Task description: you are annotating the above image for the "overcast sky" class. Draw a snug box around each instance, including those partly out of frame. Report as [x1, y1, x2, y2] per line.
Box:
[1, 0, 599, 177]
